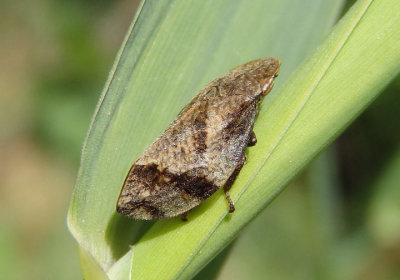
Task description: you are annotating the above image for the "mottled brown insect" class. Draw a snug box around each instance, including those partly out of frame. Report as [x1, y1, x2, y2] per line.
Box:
[117, 58, 280, 220]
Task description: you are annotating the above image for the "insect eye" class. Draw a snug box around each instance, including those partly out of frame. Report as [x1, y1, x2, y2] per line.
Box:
[262, 77, 275, 96]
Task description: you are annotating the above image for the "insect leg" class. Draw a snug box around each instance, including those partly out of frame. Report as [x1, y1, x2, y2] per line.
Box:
[223, 154, 246, 213]
[248, 131, 257, 146]
[181, 211, 188, 222]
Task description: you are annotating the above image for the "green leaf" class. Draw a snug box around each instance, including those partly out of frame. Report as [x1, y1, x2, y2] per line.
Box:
[79, 247, 109, 280]
[68, 0, 400, 279]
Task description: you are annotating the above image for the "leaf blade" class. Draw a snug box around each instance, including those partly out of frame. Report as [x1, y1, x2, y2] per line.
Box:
[67, 0, 350, 279]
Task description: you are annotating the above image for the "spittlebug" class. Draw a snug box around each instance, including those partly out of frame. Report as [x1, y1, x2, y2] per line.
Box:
[117, 58, 280, 220]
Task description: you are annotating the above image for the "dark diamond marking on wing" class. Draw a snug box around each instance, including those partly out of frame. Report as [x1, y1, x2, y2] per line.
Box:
[174, 169, 219, 200]
[117, 163, 219, 218]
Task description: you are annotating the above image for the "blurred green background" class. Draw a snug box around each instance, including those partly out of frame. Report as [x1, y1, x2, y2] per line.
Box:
[0, 1, 140, 279]
[1, 0, 399, 279]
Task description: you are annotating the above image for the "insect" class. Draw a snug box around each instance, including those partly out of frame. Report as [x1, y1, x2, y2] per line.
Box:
[116, 57, 280, 220]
